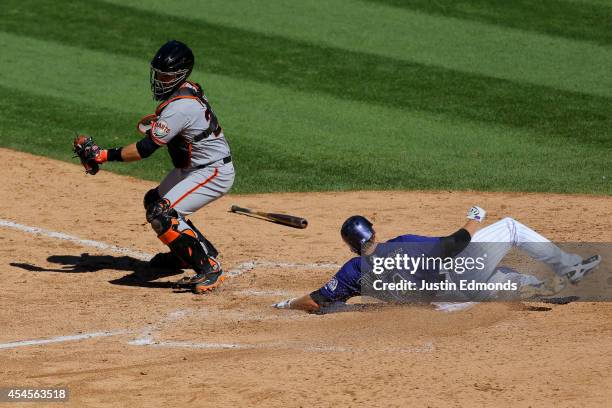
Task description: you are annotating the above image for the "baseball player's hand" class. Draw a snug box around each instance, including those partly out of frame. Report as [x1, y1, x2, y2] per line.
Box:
[467, 206, 486, 223]
[94, 149, 108, 164]
[272, 298, 296, 309]
[73, 135, 103, 175]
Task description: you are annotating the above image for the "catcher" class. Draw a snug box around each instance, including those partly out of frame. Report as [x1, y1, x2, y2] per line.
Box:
[73, 40, 234, 294]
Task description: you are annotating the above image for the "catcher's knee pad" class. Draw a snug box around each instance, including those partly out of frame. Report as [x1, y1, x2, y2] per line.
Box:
[143, 187, 162, 210]
[146, 198, 177, 236]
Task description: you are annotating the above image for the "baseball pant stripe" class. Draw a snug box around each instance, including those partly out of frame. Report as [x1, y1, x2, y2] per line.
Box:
[170, 168, 219, 209]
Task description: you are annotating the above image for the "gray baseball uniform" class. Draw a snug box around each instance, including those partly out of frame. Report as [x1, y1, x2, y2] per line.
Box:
[151, 82, 235, 216]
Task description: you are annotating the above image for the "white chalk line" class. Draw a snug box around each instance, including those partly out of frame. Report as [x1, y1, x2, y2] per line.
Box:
[128, 309, 193, 346]
[134, 339, 435, 353]
[136, 339, 248, 350]
[0, 219, 152, 261]
[0, 330, 128, 350]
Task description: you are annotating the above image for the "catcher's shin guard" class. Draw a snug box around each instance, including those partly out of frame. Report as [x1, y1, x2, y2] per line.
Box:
[146, 199, 213, 275]
[185, 219, 219, 258]
[166, 233, 214, 275]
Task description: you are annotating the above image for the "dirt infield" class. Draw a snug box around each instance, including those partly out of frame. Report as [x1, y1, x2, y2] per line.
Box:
[1, 148, 611, 407]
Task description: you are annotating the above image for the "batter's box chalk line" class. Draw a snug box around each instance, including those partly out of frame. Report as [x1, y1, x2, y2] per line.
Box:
[0, 331, 128, 350]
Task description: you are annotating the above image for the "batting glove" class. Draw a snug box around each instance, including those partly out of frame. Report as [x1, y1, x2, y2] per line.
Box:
[467, 206, 486, 223]
[95, 149, 108, 164]
[272, 298, 296, 309]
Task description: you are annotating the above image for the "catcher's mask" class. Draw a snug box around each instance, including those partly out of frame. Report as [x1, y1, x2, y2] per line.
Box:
[150, 40, 194, 101]
[341, 215, 375, 255]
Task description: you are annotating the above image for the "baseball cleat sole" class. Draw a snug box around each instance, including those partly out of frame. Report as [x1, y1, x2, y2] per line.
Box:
[566, 255, 601, 284]
[193, 274, 226, 294]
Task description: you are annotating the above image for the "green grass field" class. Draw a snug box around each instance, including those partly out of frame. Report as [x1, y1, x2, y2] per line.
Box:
[1, 0, 610, 194]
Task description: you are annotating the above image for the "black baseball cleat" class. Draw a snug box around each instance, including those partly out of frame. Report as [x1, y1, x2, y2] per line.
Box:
[563, 255, 601, 284]
[192, 271, 225, 294]
[191, 256, 224, 293]
[172, 256, 225, 292]
[149, 252, 187, 270]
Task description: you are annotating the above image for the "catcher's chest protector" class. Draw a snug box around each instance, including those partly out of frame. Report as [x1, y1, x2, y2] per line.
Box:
[155, 82, 223, 169]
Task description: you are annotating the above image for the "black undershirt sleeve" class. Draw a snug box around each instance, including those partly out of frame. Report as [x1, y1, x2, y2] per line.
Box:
[107, 147, 123, 162]
[136, 136, 161, 159]
[438, 228, 472, 258]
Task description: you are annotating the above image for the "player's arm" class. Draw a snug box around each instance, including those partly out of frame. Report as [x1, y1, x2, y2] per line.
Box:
[462, 220, 482, 237]
[273, 260, 360, 313]
[93, 135, 161, 164]
[272, 294, 321, 312]
[438, 206, 486, 257]
[90, 110, 183, 166]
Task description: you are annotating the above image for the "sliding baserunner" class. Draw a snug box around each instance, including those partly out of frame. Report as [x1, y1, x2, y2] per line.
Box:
[273, 206, 600, 312]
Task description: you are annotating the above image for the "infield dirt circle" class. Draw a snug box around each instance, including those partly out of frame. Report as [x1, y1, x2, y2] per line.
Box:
[1, 148, 611, 407]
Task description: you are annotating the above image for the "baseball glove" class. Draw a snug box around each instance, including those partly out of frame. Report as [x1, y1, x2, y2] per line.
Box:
[73, 135, 101, 175]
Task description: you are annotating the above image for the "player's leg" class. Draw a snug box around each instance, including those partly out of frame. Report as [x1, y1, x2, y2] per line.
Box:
[448, 218, 592, 300]
[165, 162, 235, 249]
[471, 217, 583, 275]
[166, 163, 235, 215]
[146, 198, 215, 275]
[477, 217, 601, 284]
[144, 169, 189, 270]
[160, 163, 235, 293]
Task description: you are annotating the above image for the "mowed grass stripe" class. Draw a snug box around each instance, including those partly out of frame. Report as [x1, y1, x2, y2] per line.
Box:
[2, 0, 611, 147]
[363, 0, 612, 46]
[103, 0, 612, 98]
[0, 31, 152, 114]
[0, 33, 609, 196]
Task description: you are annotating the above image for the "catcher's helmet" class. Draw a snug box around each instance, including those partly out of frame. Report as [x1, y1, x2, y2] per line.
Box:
[150, 40, 194, 101]
[341, 215, 374, 255]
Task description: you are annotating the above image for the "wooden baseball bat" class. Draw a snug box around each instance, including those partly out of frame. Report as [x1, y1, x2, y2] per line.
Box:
[230, 205, 308, 229]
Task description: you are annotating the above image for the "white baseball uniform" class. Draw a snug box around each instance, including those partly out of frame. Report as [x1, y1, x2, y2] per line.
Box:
[445, 217, 582, 300]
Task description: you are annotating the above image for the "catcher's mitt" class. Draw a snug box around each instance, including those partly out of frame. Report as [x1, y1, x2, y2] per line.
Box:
[73, 135, 101, 175]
